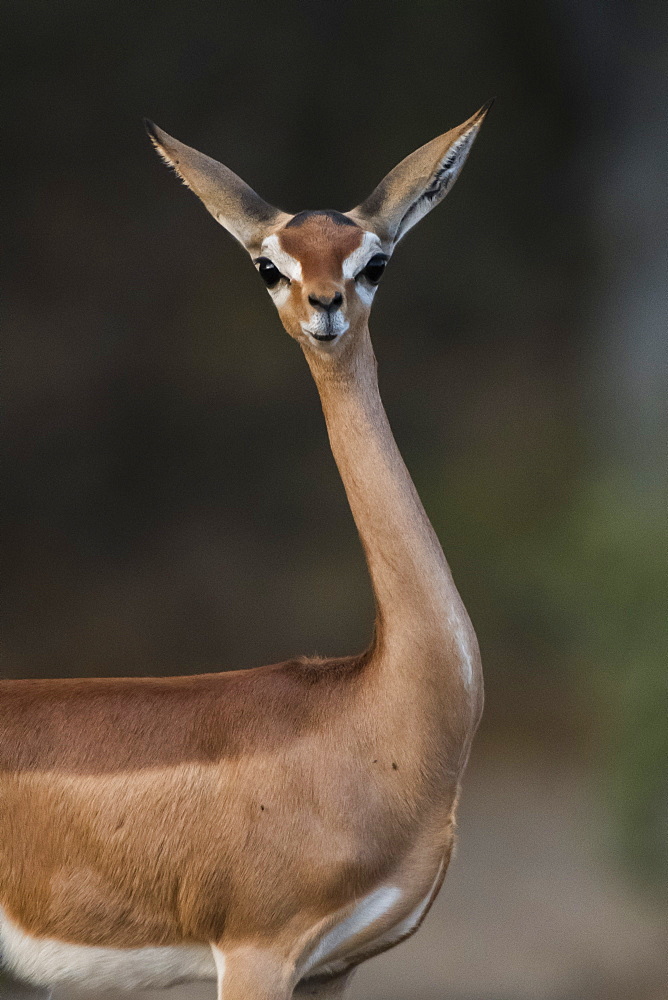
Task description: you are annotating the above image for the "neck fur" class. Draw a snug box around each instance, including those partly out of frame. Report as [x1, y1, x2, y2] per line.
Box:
[305, 326, 481, 722]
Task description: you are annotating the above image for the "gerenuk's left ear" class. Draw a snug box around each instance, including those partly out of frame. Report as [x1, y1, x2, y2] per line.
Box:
[145, 120, 289, 255]
[347, 100, 493, 246]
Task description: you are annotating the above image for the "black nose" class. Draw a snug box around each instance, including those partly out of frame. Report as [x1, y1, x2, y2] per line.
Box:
[308, 292, 343, 313]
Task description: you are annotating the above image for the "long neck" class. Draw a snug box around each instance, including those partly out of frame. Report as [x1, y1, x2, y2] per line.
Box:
[305, 326, 481, 713]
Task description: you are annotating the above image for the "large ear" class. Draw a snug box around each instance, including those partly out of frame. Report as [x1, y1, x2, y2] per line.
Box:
[347, 100, 493, 246]
[145, 121, 289, 254]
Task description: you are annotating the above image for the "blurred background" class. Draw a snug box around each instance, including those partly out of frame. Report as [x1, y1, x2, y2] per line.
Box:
[2, 1, 666, 998]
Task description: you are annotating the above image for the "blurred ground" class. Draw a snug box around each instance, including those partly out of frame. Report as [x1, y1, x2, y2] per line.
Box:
[59, 744, 666, 1000]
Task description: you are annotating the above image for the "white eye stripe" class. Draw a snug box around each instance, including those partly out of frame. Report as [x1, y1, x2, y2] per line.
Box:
[342, 231, 384, 280]
[259, 234, 303, 282]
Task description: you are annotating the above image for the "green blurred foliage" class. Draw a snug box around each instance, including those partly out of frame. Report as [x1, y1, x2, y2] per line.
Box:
[537, 474, 667, 887]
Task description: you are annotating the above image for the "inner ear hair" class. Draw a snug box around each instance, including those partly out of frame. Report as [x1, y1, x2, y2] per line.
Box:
[394, 123, 481, 241]
[348, 100, 493, 246]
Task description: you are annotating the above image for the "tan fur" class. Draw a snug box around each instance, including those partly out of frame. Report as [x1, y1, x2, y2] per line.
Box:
[1, 107, 490, 998]
[272, 216, 369, 340]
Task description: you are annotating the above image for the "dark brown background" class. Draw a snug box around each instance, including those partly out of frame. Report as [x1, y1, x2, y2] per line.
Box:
[2, 1, 666, 997]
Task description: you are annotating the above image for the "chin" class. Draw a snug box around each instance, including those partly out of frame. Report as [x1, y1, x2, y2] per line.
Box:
[302, 317, 350, 341]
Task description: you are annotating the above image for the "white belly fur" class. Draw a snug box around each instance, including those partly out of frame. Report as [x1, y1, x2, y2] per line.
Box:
[0, 907, 216, 992]
[1, 864, 442, 991]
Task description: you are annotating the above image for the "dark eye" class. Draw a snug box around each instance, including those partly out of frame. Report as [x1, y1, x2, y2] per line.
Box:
[255, 257, 284, 288]
[358, 254, 388, 285]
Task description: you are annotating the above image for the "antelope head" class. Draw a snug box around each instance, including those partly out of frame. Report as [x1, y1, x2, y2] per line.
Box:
[146, 102, 492, 351]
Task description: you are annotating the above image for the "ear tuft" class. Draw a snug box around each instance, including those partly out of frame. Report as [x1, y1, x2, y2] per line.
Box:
[143, 119, 195, 189]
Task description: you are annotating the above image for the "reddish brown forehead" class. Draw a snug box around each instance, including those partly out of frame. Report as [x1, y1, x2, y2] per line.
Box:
[277, 212, 364, 279]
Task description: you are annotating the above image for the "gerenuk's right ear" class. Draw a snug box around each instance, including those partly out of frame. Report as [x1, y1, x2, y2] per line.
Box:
[144, 121, 289, 255]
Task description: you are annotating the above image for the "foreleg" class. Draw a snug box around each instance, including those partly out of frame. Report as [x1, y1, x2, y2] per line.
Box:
[213, 945, 293, 1000]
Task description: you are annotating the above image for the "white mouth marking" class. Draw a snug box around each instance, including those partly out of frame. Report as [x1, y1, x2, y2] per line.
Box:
[302, 313, 350, 341]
